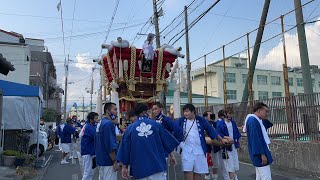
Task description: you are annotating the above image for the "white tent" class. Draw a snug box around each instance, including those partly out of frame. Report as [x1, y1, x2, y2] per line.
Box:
[0, 80, 43, 157]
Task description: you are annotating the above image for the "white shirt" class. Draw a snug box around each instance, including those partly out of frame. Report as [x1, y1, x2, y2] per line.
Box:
[184, 119, 203, 155]
[226, 121, 233, 139]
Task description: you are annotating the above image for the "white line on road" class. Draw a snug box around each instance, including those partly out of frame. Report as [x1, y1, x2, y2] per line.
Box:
[72, 174, 79, 180]
[77, 151, 83, 177]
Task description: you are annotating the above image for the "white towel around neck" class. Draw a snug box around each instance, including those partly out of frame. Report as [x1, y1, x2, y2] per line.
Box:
[243, 114, 271, 149]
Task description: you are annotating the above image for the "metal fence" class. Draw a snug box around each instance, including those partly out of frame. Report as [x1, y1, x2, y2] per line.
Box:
[196, 93, 320, 142]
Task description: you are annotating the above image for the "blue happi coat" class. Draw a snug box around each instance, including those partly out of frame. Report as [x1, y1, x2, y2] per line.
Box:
[95, 117, 117, 166]
[176, 115, 219, 155]
[60, 123, 76, 143]
[246, 116, 273, 167]
[155, 113, 184, 142]
[117, 116, 180, 179]
[216, 119, 241, 151]
[80, 122, 96, 156]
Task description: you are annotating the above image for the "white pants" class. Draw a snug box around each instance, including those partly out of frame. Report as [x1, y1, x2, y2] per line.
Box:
[212, 151, 229, 180]
[70, 140, 78, 157]
[99, 166, 117, 180]
[223, 147, 239, 173]
[61, 143, 71, 153]
[255, 165, 271, 180]
[181, 151, 208, 174]
[82, 155, 94, 180]
[136, 172, 166, 180]
[58, 138, 62, 150]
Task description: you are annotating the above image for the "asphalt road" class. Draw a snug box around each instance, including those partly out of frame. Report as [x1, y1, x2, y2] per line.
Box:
[42, 145, 319, 180]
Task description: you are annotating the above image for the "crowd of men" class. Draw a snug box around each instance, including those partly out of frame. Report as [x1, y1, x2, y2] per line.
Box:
[55, 101, 273, 180]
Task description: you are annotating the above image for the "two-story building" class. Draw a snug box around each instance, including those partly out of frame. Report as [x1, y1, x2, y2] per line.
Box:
[0, 30, 31, 84]
[192, 57, 320, 103]
[0, 29, 63, 116]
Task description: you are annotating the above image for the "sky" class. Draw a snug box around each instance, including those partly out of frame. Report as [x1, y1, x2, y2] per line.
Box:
[0, 0, 319, 110]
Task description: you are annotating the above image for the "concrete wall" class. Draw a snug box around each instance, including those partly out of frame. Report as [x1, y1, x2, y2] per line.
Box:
[0, 44, 31, 84]
[239, 137, 320, 175]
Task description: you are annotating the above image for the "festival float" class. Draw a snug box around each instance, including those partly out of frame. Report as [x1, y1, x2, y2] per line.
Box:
[101, 34, 184, 123]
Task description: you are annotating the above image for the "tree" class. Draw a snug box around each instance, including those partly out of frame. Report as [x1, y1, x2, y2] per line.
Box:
[42, 108, 58, 122]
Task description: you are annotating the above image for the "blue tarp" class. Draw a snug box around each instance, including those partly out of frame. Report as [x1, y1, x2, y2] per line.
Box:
[0, 80, 42, 101]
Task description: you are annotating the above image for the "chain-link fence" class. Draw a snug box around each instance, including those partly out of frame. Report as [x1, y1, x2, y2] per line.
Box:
[196, 93, 320, 142]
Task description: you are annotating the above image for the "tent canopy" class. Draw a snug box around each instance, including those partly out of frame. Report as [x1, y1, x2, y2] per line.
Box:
[0, 80, 42, 101]
[0, 80, 42, 130]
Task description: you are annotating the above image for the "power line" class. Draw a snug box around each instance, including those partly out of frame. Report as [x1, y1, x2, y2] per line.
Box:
[44, 22, 146, 41]
[306, 1, 320, 21]
[58, 0, 67, 64]
[169, 0, 222, 45]
[121, 0, 150, 36]
[160, 0, 198, 34]
[68, 0, 77, 56]
[198, 0, 232, 57]
[99, 0, 121, 56]
[0, 12, 137, 24]
[163, 0, 207, 39]
[189, 0, 318, 64]
[131, 17, 153, 46]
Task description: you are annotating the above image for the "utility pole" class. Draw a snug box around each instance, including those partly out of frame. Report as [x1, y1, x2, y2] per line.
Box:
[152, 0, 161, 48]
[294, 0, 313, 94]
[45, 62, 49, 108]
[185, 6, 192, 104]
[241, 0, 270, 103]
[281, 15, 294, 140]
[222, 46, 227, 108]
[63, 54, 69, 121]
[82, 97, 84, 121]
[90, 77, 94, 112]
[246, 33, 253, 109]
[153, 0, 168, 113]
[281, 16, 290, 98]
[98, 67, 104, 118]
[204, 55, 208, 108]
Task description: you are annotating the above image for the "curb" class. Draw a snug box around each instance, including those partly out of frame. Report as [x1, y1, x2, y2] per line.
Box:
[35, 154, 53, 180]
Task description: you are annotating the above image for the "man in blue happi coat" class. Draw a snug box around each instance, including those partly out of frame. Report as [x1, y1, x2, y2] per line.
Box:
[151, 102, 184, 141]
[95, 102, 119, 180]
[216, 108, 241, 180]
[60, 118, 77, 164]
[117, 103, 180, 180]
[243, 102, 273, 180]
[176, 103, 229, 180]
[80, 112, 99, 180]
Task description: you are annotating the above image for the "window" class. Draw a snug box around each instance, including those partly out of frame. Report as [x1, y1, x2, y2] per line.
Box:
[312, 79, 315, 87]
[288, 77, 293, 86]
[272, 92, 282, 98]
[297, 78, 303, 87]
[271, 76, 281, 85]
[257, 75, 268, 85]
[258, 91, 268, 100]
[226, 90, 237, 100]
[226, 73, 236, 83]
[242, 74, 247, 84]
[290, 92, 294, 96]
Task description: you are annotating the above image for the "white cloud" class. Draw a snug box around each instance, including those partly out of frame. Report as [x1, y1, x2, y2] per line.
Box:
[256, 19, 320, 70]
[75, 52, 95, 72]
[56, 53, 101, 111]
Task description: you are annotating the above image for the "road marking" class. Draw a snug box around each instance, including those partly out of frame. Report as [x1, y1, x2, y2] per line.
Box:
[77, 151, 83, 176]
[42, 154, 53, 168]
[240, 161, 254, 166]
[72, 174, 79, 180]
